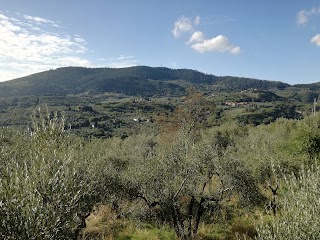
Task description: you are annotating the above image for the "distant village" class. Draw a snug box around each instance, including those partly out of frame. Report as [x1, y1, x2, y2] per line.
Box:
[223, 101, 249, 108]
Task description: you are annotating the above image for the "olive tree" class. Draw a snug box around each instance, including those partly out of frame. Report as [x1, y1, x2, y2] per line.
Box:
[124, 123, 263, 240]
[255, 165, 320, 240]
[121, 91, 263, 240]
[0, 112, 100, 239]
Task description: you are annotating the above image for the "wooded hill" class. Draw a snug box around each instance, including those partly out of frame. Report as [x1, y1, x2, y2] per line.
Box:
[0, 66, 319, 139]
[0, 66, 293, 97]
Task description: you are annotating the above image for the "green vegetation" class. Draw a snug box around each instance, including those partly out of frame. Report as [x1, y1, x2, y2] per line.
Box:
[0, 66, 318, 137]
[1, 67, 320, 239]
[255, 165, 320, 240]
[0, 112, 95, 239]
[1, 102, 320, 239]
[0, 66, 290, 97]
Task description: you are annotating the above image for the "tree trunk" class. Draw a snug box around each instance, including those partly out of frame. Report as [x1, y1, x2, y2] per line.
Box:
[187, 196, 195, 239]
[192, 198, 205, 237]
[171, 205, 185, 240]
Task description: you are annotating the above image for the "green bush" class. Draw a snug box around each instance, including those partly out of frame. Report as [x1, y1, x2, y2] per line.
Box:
[0, 112, 97, 239]
[255, 165, 320, 239]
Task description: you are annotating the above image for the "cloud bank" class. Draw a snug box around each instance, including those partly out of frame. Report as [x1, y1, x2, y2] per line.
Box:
[172, 16, 240, 54]
[0, 12, 91, 81]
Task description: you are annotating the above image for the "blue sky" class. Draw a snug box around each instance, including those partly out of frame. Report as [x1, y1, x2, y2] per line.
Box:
[0, 0, 320, 84]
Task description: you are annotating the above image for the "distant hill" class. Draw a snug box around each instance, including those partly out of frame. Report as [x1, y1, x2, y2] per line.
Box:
[0, 66, 294, 97]
[294, 82, 320, 91]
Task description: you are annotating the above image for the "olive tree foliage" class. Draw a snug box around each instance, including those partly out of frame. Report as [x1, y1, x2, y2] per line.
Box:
[0, 111, 103, 239]
[124, 123, 263, 240]
[232, 118, 303, 183]
[233, 113, 320, 184]
[255, 165, 320, 240]
[78, 134, 153, 207]
[289, 113, 320, 161]
[119, 90, 263, 240]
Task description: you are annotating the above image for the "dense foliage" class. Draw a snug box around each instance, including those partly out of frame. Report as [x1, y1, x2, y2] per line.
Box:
[0, 113, 94, 239]
[0, 66, 318, 139]
[1, 90, 320, 239]
[255, 165, 320, 240]
[0, 66, 291, 97]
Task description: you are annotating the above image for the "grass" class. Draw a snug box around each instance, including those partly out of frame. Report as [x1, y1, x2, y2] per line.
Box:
[82, 205, 259, 240]
[82, 205, 176, 240]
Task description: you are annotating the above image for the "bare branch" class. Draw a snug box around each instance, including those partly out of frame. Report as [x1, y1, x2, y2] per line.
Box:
[267, 182, 279, 196]
[173, 171, 189, 201]
[137, 194, 159, 208]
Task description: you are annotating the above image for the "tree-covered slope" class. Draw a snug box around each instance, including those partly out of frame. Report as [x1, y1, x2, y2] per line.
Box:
[215, 76, 289, 91]
[293, 82, 320, 91]
[0, 66, 292, 97]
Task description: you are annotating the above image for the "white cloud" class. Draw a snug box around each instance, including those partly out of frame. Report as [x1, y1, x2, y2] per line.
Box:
[73, 37, 87, 44]
[311, 34, 320, 46]
[297, 10, 308, 25]
[188, 31, 205, 44]
[112, 55, 134, 61]
[230, 46, 241, 54]
[102, 55, 138, 68]
[191, 35, 240, 54]
[173, 15, 240, 55]
[172, 16, 198, 38]
[23, 14, 60, 27]
[0, 13, 9, 20]
[24, 15, 50, 23]
[0, 12, 91, 81]
[297, 7, 320, 25]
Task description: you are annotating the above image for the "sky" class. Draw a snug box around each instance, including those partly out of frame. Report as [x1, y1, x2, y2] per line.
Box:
[0, 0, 320, 84]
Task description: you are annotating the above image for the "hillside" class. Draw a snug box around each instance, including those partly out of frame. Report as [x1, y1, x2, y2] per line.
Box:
[0, 66, 290, 97]
[0, 66, 319, 138]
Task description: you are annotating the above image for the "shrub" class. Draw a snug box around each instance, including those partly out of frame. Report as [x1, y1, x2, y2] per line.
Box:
[0, 111, 97, 239]
[255, 165, 320, 239]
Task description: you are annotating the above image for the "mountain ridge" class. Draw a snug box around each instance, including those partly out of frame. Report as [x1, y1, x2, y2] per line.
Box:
[0, 66, 316, 97]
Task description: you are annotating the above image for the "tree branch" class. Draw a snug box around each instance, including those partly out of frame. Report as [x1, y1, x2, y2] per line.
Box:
[137, 194, 159, 208]
[173, 171, 189, 201]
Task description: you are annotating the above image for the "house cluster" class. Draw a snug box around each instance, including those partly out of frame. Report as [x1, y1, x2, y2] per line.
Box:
[133, 117, 153, 123]
[240, 88, 258, 93]
[131, 98, 152, 103]
[223, 102, 249, 108]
